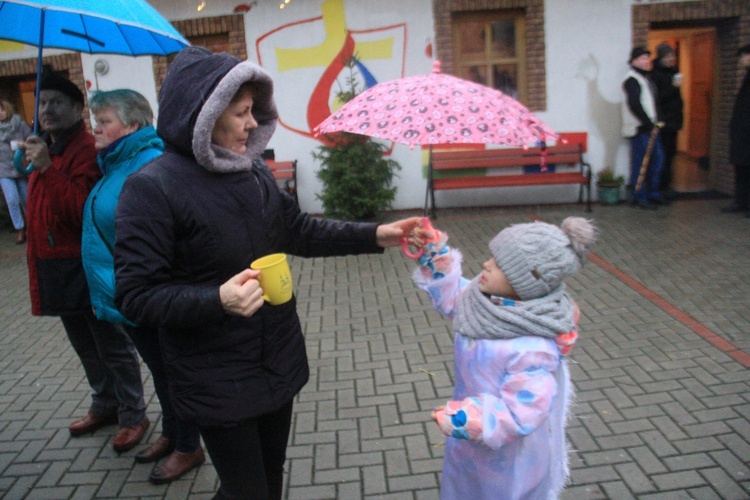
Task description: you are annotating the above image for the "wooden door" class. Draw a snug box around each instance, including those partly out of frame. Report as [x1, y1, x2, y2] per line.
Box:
[687, 31, 714, 159]
[18, 80, 36, 128]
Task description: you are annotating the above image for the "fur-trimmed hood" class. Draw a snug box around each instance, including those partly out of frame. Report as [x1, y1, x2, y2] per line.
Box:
[156, 46, 278, 173]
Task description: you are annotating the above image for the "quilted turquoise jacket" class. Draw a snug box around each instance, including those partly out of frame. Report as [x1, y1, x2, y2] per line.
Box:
[82, 125, 163, 325]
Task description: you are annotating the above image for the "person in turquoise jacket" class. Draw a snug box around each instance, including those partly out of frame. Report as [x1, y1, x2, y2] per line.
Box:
[81, 89, 205, 484]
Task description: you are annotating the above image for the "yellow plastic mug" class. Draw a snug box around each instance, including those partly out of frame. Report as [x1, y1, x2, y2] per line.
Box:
[250, 253, 293, 305]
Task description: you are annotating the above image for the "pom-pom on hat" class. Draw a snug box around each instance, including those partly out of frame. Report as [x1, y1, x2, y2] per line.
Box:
[39, 73, 84, 105]
[489, 217, 598, 300]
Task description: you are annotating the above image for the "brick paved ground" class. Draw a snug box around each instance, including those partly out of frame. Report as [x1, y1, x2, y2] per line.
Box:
[1, 199, 749, 499]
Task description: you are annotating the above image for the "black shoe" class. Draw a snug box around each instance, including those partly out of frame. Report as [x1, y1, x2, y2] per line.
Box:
[663, 189, 678, 201]
[721, 203, 747, 214]
[649, 196, 669, 206]
[633, 200, 657, 210]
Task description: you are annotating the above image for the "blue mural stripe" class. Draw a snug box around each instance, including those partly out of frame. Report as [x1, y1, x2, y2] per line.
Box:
[356, 61, 378, 89]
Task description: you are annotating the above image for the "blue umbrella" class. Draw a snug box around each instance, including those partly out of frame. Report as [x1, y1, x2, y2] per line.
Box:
[0, 0, 189, 173]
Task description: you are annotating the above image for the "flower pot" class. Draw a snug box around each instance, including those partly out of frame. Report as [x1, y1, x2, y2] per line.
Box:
[597, 184, 622, 205]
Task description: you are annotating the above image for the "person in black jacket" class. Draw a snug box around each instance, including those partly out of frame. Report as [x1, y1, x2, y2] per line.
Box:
[113, 46, 421, 499]
[652, 43, 684, 200]
[722, 43, 750, 216]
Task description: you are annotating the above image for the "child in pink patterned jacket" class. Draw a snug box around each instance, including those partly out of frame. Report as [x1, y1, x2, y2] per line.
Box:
[408, 217, 597, 499]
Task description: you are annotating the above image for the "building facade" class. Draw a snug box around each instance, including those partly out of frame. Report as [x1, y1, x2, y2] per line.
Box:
[1, 0, 748, 213]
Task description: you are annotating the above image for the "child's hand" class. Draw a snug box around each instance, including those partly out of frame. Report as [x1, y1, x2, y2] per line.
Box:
[402, 217, 444, 259]
[406, 218, 441, 248]
[432, 399, 484, 441]
[555, 330, 578, 356]
[417, 231, 451, 278]
[431, 406, 445, 423]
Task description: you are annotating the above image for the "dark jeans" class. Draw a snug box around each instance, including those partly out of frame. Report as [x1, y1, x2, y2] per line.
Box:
[60, 311, 146, 427]
[659, 128, 679, 192]
[733, 163, 750, 209]
[122, 324, 201, 453]
[629, 131, 664, 202]
[200, 401, 294, 500]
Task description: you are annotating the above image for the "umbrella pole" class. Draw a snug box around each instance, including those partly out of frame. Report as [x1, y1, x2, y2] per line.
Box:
[13, 9, 45, 176]
[33, 9, 46, 135]
[424, 145, 434, 217]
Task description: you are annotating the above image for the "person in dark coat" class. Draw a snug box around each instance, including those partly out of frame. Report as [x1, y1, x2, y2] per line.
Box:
[722, 43, 750, 216]
[113, 46, 420, 499]
[21, 73, 148, 450]
[652, 43, 684, 200]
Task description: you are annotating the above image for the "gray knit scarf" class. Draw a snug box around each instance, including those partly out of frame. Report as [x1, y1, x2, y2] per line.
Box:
[454, 277, 576, 340]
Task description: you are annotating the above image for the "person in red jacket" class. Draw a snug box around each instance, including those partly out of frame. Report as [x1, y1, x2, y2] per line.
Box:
[21, 73, 149, 452]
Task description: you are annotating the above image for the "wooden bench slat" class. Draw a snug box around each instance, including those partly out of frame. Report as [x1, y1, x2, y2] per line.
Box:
[433, 173, 588, 190]
[269, 169, 294, 180]
[426, 138, 592, 216]
[432, 143, 581, 161]
[433, 152, 583, 170]
[265, 159, 298, 203]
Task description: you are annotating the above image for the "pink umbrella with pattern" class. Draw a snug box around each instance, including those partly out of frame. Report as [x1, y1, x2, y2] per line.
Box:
[314, 60, 559, 149]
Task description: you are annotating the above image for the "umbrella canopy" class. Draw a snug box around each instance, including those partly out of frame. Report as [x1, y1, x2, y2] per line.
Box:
[0, 0, 188, 56]
[315, 60, 558, 149]
[0, 0, 188, 173]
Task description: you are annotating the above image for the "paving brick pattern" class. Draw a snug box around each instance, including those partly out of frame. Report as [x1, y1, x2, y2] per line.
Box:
[1, 199, 749, 499]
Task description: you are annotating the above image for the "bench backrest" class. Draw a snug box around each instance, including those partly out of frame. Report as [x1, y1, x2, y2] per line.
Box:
[266, 159, 296, 180]
[431, 143, 583, 170]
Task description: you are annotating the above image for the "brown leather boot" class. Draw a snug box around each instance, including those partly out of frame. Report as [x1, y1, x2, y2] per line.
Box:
[113, 417, 150, 452]
[149, 447, 206, 484]
[135, 435, 174, 463]
[69, 412, 118, 436]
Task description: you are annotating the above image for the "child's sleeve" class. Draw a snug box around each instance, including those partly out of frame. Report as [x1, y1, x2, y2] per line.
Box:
[433, 348, 559, 450]
[555, 301, 580, 356]
[412, 240, 466, 319]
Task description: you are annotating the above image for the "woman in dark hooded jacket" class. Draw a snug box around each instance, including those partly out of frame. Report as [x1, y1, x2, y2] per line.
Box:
[113, 46, 419, 499]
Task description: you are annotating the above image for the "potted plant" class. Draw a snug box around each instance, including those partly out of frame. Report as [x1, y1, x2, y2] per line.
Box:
[313, 55, 401, 221]
[596, 167, 625, 205]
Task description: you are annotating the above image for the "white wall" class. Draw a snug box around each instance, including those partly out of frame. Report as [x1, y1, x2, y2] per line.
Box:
[543, 0, 633, 201]
[80, 55, 159, 123]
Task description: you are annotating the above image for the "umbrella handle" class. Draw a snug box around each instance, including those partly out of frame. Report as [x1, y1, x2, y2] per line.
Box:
[13, 149, 34, 175]
[401, 238, 425, 259]
[401, 217, 438, 259]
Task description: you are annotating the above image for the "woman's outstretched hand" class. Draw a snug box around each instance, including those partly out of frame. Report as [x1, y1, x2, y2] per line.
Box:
[220, 269, 265, 317]
[376, 216, 422, 248]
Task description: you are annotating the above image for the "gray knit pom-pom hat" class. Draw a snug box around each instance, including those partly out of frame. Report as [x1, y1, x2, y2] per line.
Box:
[489, 217, 598, 300]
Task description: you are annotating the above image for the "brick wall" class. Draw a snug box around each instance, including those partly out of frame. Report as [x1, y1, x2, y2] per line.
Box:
[633, 0, 750, 195]
[152, 13, 247, 97]
[0, 54, 89, 128]
[432, 0, 546, 111]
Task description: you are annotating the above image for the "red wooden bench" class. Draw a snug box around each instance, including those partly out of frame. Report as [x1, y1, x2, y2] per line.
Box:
[426, 142, 591, 216]
[266, 159, 298, 203]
